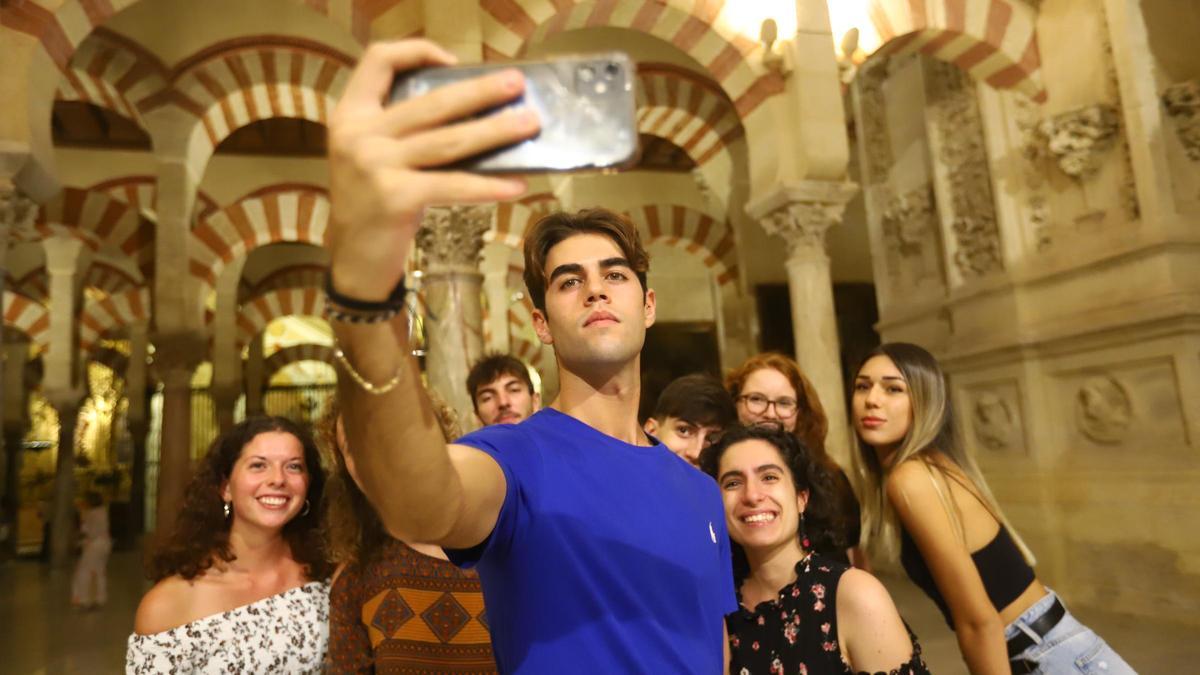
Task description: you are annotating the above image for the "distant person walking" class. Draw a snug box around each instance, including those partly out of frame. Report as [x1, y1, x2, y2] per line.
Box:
[71, 491, 112, 609]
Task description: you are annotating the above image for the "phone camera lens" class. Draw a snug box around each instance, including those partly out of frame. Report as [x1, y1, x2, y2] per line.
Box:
[604, 63, 621, 79]
[579, 66, 595, 82]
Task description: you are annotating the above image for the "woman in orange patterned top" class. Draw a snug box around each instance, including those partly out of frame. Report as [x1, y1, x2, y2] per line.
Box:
[321, 394, 497, 674]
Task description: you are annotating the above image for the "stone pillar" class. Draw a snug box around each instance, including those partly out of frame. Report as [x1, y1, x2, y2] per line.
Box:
[126, 322, 149, 534]
[1, 187, 36, 435]
[211, 385, 238, 433]
[481, 243, 512, 355]
[44, 388, 83, 567]
[244, 336, 265, 417]
[2, 341, 31, 555]
[749, 181, 859, 465]
[150, 332, 204, 539]
[417, 206, 491, 433]
[42, 235, 86, 567]
[210, 258, 246, 433]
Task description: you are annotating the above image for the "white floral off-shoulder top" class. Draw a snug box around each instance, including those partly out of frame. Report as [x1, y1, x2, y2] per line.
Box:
[125, 581, 329, 674]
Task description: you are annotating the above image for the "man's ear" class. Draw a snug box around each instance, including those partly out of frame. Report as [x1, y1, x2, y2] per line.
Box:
[532, 307, 553, 345]
[643, 288, 656, 329]
[643, 417, 659, 436]
[532, 391, 542, 411]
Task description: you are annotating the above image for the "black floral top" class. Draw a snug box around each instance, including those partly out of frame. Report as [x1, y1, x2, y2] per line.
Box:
[726, 554, 929, 675]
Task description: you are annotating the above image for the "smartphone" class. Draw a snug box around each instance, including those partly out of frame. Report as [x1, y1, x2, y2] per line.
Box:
[390, 52, 639, 173]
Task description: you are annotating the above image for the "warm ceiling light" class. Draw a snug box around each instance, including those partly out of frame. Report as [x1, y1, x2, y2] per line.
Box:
[721, 0, 798, 43]
[827, 1, 882, 62]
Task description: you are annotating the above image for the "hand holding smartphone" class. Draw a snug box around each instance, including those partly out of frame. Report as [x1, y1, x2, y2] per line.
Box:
[390, 52, 640, 174]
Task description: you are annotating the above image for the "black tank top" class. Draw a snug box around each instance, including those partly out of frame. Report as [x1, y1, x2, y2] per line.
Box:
[900, 525, 1034, 627]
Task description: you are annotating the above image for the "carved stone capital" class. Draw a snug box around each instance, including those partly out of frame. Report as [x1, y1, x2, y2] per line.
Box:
[1162, 80, 1200, 161]
[748, 181, 858, 255]
[149, 332, 208, 385]
[417, 205, 493, 271]
[0, 188, 37, 242]
[1038, 104, 1121, 179]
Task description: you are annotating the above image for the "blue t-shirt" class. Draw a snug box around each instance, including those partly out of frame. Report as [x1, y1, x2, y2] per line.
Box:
[447, 408, 736, 674]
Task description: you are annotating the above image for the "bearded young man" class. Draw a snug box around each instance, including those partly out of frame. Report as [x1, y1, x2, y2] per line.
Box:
[325, 40, 734, 674]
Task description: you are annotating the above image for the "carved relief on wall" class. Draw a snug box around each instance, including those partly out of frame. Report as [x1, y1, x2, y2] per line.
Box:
[923, 59, 1004, 280]
[855, 61, 894, 186]
[1037, 105, 1121, 180]
[1162, 80, 1200, 162]
[966, 381, 1026, 454]
[1075, 374, 1133, 444]
[879, 186, 944, 291]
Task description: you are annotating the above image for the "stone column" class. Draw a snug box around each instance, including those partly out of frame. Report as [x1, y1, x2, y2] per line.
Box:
[417, 206, 491, 433]
[481, 243, 512, 354]
[244, 335, 265, 417]
[749, 181, 859, 465]
[0, 187, 36, 449]
[150, 332, 204, 540]
[126, 322, 149, 534]
[2, 341, 31, 555]
[42, 235, 86, 567]
[210, 258, 246, 433]
[44, 387, 84, 567]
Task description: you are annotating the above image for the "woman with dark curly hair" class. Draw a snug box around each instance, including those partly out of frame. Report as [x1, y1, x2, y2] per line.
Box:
[701, 425, 928, 675]
[726, 353, 865, 567]
[321, 394, 497, 674]
[126, 416, 332, 674]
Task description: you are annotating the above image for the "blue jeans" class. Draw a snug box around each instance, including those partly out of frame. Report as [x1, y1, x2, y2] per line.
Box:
[1004, 590, 1137, 674]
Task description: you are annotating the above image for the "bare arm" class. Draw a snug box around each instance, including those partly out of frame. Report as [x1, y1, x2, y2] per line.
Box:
[327, 40, 539, 547]
[836, 569, 916, 672]
[886, 462, 1008, 675]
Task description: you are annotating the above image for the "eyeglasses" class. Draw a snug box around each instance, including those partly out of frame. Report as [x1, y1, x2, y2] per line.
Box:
[738, 393, 799, 419]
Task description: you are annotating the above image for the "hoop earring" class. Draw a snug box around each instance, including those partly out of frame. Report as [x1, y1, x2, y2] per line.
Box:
[800, 512, 811, 551]
[300, 499, 311, 517]
[223, 501, 231, 519]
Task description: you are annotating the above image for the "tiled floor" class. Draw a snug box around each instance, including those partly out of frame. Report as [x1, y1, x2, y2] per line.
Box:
[1, 545, 1196, 673]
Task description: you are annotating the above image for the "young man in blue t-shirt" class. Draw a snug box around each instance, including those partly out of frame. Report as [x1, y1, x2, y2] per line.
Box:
[325, 41, 735, 673]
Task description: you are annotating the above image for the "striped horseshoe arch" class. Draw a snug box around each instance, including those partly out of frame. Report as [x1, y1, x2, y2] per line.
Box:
[55, 28, 169, 131]
[261, 343, 336, 387]
[869, 0, 1046, 102]
[33, 188, 155, 276]
[624, 204, 739, 286]
[3, 292, 51, 354]
[191, 187, 330, 292]
[79, 286, 151, 352]
[479, 0, 785, 119]
[235, 287, 327, 349]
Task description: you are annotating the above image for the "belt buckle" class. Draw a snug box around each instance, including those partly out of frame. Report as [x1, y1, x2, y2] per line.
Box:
[1010, 657, 1038, 674]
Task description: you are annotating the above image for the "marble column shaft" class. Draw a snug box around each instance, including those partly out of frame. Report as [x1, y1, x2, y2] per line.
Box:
[2, 341, 31, 554]
[149, 332, 204, 538]
[244, 336, 265, 417]
[754, 182, 858, 466]
[418, 206, 491, 434]
[126, 323, 149, 534]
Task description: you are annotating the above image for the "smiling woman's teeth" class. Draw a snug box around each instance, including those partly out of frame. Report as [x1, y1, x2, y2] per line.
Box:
[259, 496, 288, 506]
[743, 513, 776, 523]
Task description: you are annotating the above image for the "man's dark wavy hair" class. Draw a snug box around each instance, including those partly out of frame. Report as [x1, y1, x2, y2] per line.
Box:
[147, 416, 331, 582]
[699, 424, 846, 580]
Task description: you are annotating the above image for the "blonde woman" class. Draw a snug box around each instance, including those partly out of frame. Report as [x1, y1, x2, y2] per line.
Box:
[851, 343, 1132, 675]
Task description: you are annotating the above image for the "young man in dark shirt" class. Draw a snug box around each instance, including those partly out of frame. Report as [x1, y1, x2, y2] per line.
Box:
[326, 41, 734, 673]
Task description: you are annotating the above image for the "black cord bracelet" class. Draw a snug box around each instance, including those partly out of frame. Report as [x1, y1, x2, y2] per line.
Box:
[324, 271, 407, 312]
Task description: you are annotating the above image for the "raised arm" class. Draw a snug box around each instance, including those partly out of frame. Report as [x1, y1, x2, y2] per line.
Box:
[327, 40, 540, 547]
[886, 461, 1008, 674]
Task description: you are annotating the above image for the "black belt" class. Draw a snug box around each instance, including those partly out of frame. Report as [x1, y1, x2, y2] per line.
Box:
[1007, 597, 1066, 673]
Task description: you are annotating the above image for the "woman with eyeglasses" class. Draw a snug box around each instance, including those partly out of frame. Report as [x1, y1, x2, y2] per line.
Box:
[726, 353, 865, 567]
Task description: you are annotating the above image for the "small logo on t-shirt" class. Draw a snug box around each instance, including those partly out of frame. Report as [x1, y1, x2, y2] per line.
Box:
[708, 521, 717, 543]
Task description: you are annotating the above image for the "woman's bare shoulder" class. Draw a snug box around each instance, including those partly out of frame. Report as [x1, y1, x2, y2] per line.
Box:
[134, 576, 199, 635]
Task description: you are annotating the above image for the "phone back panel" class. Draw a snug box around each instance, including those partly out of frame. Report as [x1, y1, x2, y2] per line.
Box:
[390, 53, 639, 173]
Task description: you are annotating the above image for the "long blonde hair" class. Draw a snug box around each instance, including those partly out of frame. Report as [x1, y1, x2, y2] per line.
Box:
[850, 343, 1035, 565]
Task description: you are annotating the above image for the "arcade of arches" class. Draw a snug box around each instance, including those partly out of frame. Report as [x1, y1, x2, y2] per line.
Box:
[2, 0, 1199, 652]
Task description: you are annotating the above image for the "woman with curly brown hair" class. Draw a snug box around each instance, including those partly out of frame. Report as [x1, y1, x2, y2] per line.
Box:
[126, 416, 332, 674]
[726, 353, 865, 567]
[321, 394, 498, 674]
